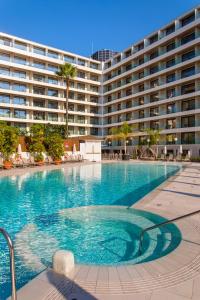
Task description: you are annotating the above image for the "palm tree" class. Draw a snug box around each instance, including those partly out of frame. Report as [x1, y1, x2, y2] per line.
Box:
[56, 63, 77, 138]
[145, 128, 161, 158]
[110, 122, 133, 154]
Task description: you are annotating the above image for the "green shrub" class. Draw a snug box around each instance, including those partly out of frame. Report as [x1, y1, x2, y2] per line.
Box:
[0, 123, 19, 161]
[190, 157, 200, 162]
[45, 133, 64, 160]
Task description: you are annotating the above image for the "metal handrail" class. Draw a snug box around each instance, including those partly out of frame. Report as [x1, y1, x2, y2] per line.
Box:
[0, 228, 17, 300]
[139, 209, 200, 255]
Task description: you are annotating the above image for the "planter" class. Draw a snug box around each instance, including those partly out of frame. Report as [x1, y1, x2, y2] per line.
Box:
[54, 159, 62, 165]
[3, 161, 13, 169]
[35, 161, 44, 166]
[122, 154, 130, 161]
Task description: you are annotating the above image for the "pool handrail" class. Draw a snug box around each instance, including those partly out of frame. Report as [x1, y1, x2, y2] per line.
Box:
[0, 227, 17, 300]
[139, 209, 200, 255]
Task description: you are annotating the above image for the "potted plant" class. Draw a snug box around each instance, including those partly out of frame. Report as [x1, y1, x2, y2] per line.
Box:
[29, 124, 45, 166]
[45, 133, 64, 164]
[0, 123, 19, 169]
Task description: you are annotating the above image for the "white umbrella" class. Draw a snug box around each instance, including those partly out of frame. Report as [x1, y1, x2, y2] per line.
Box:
[164, 146, 167, 155]
[73, 144, 76, 153]
[179, 145, 183, 154]
[18, 144, 22, 155]
[188, 150, 191, 158]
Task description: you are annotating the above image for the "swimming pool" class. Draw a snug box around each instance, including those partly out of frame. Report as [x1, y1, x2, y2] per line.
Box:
[0, 163, 180, 299]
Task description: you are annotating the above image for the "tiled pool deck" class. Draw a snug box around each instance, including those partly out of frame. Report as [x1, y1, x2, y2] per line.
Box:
[4, 161, 200, 300]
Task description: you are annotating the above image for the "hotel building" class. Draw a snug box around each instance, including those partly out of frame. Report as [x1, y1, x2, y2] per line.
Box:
[1, 6, 200, 155]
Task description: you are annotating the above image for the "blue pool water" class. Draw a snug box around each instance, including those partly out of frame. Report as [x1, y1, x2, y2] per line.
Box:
[0, 163, 181, 299]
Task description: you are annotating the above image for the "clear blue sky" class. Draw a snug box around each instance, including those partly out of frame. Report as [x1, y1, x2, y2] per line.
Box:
[0, 0, 199, 57]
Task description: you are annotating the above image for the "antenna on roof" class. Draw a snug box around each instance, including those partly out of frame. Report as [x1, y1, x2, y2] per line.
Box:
[91, 41, 94, 56]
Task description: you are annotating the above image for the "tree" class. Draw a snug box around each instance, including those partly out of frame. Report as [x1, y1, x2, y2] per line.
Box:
[110, 122, 133, 154]
[29, 124, 45, 162]
[56, 63, 77, 138]
[45, 133, 64, 161]
[145, 128, 161, 146]
[0, 122, 19, 161]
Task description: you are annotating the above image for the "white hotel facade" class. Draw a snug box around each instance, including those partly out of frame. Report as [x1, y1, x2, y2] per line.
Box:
[1, 6, 200, 155]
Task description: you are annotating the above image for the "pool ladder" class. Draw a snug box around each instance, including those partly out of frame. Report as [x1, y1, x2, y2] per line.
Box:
[139, 209, 200, 255]
[0, 227, 17, 300]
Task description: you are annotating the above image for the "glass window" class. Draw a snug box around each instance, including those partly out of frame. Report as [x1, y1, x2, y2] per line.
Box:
[79, 127, 85, 135]
[47, 50, 59, 59]
[149, 65, 158, 74]
[181, 132, 195, 144]
[182, 50, 195, 62]
[14, 109, 26, 119]
[0, 37, 11, 46]
[0, 67, 10, 76]
[150, 107, 159, 116]
[149, 34, 158, 44]
[33, 47, 45, 56]
[78, 59, 85, 66]
[48, 64, 58, 72]
[167, 103, 176, 113]
[33, 100, 45, 107]
[14, 41, 27, 51]
[0, 53, 10, 61]
[48, 89, 58, 97]
[33, 74, 45, 82]
[13, 97, 26, 105]
[0, 108, 10, 117]
[48, 113, 58, 121]
[181, 32, 195, 45]
[64, 55, 75, 63]
[90, 62, 98, 69]
[165, 24, 175, 35]
[0, 94, 10, 103]
[0, 81, 10, 89]
[13, 56, 26, 65]
[137, 42, 144, 51]
[181, 83, 195, 94]
[13, 84, 26, 92]
[181, 13, 195, 27]
[182, 99, 195, 111]
[181, 115, 195, 127]
[166, 73, 176, 83]
[166, 88, 175, 98]
[77, 93, 85, 101]
[33, 61, 45, 69]
[12, 70, 26, 78]
[33, 111, 45, 120]
[166, 58, 175, 68]
[48, 77, 58, 85]
[166, 42, 175, 52]
[181, 66, 195, 78]
[149, 50, 158, 60]
[33, 86, 45, 95]
[48, 101, 58, 109]
[139, 110, 144, 118]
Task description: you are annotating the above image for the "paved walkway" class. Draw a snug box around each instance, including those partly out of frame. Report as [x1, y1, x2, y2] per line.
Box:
[7, 162, 200, 300]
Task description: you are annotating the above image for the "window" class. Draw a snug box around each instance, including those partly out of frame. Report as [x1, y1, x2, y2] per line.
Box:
[182, 99, 195, 111]
[64, 55, 75, 63]
[33, 47, 45, 56]
[149, 65, 158, 74]
[69, 115, 74, 122]
[90, 62, 98, 69]
[69, 104, 74, 111]
[77, 105, 85, 112]
[0, 108, 10, 117]
[149, 34, 158, 44]
[33, 61, 45, 69]
[14, 109, 26, 119]
[139, 123, 144, 131]
[77, 83, 85, 90]
[150, 93, 159, 102]
[166, 42, 175, 52]
[166, 134, 176, 144]
[77, 116, 85, 123]
[150, 79, 159, 88]
[33, 111, 45, 120]
[0, 53, 10, 61]
[47, 50, 59, 59]
[48, 77, 58, 85]
[0, 37, 11, 46]
[138, 57, 144, 65]
[90, 74, 98, 81]
[48, 113, 58, 121]
[138, 71, 144, 79]
[13, 84, 26, 92]
[77, 71, 85, 79]
[139, 110, 144, 118]
[167, 103, 176, 114]
[48, 64, 58, 72]
[150, 107, 159, 117]
[166, 73, 176, 83]
[33, 74, 45, 82]
[150, 121, 159, 130]
[137, 42, 144, 51]
[182, 50, 195, 62]
[181, 83, 195, 94]
[126, 76, 131, 84]
[90, 96, 98, 103]
[126, 100, 132, 108]
[13, 97, 26, 105]
[165, 24, 175, 35]
[0, 67, 9, 76]
[181, 132, 195, 144]
[33, 86, 45, 95]
[138, 84, 144, 92]
[14, 41, 27, 51]
[181, 32, 195, 45]
[139, 97, 144, 105]
[13, 56, 26, 65]
[79, 127, 85, 135]
[149, 50, 158, 60]
[126, 113, 132, 121]
[90, 85, 98, 93]
[0, 94, 10, 103]
[0, 81, 10, 89]
[167, 88, 175, 98]
[126, 88, 132, 96]
[78, 59, 85, 66]
[166, 119, 176, 129]
[12, 70, 26, 78]
[181, 66, 195, 78]
[181, 13, 195, 27]
[124, 49, 132, 58]
[166, 58, 175, 68]
[48, 101, 58, 109]
[33, 100, 45, 107]
[181, 115, 195, 127]
[48, 89, 58, 97]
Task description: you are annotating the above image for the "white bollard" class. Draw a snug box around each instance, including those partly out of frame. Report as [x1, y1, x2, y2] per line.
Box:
[53, 250, 74, 276]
